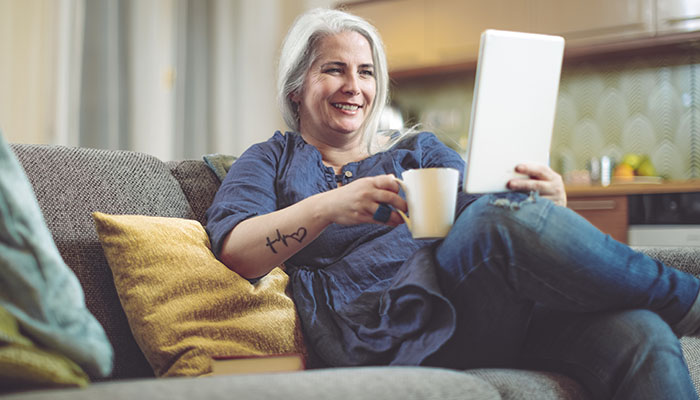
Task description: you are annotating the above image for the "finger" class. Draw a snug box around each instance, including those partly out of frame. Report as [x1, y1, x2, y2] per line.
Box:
[508, 177, 549, 194]
[515, 163, 552, 180]
[374, 189, 407, 213]
[387, 210, 405, 226]
[372, 174, 401, 193]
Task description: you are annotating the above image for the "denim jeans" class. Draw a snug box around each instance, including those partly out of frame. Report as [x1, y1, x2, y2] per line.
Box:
[428, 191, 700, 399]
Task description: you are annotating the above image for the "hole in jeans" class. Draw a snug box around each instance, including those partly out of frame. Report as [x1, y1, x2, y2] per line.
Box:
[489, 191, 538, 210]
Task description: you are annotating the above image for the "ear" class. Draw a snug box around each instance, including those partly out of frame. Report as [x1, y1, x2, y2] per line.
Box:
[289, 91, 301, 103]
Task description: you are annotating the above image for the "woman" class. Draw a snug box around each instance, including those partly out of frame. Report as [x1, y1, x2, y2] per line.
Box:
[206, 8, 700, 399]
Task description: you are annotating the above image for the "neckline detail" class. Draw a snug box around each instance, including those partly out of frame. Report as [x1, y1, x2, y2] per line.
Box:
[288, 131, 380, 175]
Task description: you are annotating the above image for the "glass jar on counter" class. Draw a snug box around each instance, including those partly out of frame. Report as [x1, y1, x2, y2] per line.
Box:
[588, 156, 612, 186]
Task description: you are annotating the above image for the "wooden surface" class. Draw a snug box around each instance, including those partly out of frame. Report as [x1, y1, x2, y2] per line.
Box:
[568, 195, 629, 243]
[566, 180, 700, 197]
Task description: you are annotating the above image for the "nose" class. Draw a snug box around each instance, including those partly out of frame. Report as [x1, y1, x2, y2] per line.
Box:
[342, 72, 361, 96]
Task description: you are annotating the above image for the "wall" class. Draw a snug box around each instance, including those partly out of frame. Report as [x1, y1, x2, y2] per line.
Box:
[0, 0, 58, 145]
[392, 49, 700, 181]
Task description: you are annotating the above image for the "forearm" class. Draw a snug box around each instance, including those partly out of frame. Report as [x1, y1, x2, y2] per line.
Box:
[218, 193, 331, 279]
[218, 174, 406, 278]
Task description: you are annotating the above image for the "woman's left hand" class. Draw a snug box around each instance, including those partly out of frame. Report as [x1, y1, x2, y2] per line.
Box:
[507, 163, 567, 207]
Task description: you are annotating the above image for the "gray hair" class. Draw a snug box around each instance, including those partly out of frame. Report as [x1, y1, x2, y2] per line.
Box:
[277, 8, 394, 154]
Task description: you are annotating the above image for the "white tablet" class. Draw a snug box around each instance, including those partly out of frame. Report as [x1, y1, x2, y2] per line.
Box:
[463, 29, 565, 194]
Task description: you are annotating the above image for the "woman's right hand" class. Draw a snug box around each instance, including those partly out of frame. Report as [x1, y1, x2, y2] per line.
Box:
[319, 174, 407, 227]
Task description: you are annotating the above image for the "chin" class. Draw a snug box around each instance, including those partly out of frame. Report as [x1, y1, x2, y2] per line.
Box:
[332, 121, 365, 135]
[333, 127, 363, 136]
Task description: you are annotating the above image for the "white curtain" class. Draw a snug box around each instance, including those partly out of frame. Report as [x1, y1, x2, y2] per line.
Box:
[1, 0, 325, 160]
[0, 0, 336, 159]
[80, 0, 288, 160]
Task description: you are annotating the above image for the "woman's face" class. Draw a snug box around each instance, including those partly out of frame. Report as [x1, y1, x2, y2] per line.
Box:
[293, 31, 376, 144]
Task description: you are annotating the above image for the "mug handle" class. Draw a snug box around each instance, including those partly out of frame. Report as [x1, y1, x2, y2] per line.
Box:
[393, 177, 412, 231]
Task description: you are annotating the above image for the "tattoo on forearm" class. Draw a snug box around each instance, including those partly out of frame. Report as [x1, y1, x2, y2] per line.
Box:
[265, 227, 308, 254]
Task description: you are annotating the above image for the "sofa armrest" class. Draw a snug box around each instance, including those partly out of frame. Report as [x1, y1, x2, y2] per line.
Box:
[635, 246, 700, 276]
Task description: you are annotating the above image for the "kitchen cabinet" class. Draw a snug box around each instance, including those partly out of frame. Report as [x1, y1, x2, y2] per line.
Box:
[566, 181, 700, 244]
[568, 195, 629, 243]
[531, 0, 654, 45]
[424, 0, 530, 65]
[344, 0, 699, 75]
[347, 0, 531, 72]
[657, 0, 700, 34]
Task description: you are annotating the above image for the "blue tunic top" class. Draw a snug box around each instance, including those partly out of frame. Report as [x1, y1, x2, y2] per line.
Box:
[205, 131, 479, 367]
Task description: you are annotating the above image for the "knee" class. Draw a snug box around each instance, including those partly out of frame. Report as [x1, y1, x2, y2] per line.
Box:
[610, 310, 682, 363]
[617, 309, 675, 338]
[600, 310, 691, 397]
[539, 310, 691, 399]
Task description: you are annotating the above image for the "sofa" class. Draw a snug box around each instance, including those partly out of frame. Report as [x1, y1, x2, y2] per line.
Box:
[2, 142, 700, 399]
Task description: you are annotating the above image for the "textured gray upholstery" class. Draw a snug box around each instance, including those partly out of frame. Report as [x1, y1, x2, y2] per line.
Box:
[11, 144, 196, 380]
[636, 246, 700, 276]
[467, 369, 590, 400]
[166, 159, 220, 225]
[1, 367, 501, 400]
[6, 143, 700, 399]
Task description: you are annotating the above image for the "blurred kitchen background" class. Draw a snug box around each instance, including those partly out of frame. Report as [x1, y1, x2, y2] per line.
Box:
[4, 0, 700, 246]
[345, 0, 700, 182]
[1, 0, 699, 180]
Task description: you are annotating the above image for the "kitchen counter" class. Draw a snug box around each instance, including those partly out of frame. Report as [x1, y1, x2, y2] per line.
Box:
[565, 180, 700, 243]
[566, 180, 700, 197]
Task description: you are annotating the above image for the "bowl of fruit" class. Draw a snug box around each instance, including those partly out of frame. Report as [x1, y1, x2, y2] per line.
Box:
[612, 153, 662, 184]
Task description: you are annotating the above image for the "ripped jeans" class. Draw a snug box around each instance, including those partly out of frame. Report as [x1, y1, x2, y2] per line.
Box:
[427, 192, 700, 399]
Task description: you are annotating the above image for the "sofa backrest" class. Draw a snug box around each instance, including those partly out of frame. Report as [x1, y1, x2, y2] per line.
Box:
[166, 159, 221, 225]
[11, 143, 219, 380]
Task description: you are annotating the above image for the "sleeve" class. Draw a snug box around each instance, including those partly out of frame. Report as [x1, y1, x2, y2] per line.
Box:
[205, 138, 281, 258]
[415, 132, 481, 215]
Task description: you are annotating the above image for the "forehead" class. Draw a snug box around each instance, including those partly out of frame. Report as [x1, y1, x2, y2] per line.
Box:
[314, 31, 374, 64]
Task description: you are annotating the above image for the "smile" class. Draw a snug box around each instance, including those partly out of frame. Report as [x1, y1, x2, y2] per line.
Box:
[332, 103, 362, 111]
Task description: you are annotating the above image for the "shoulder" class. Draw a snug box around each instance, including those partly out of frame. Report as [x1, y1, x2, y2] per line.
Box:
[393, 131, 443, 150]
[240, 131, 302, 162]
[245, 131, 292, 153]
[393, 131, 464, 169]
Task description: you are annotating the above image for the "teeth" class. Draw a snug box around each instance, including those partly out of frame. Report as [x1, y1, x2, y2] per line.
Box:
[333, 103, 360, 111]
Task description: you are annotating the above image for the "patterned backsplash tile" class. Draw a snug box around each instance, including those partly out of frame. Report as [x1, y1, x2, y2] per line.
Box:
[392, 50, 700, 180]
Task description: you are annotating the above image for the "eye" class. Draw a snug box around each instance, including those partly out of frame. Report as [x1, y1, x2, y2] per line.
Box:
[323, 67, 343, 75]
[360, 69, 374, 77]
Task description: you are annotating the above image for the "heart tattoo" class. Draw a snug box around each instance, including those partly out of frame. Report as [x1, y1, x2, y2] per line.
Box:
[265, 227, 308, 254]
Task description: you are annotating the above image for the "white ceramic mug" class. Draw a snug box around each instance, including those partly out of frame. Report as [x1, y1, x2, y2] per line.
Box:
[394, 167, 459, 239]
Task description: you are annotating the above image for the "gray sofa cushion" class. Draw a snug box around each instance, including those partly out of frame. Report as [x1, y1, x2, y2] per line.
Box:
[468, 369, 590, 400]
[166, 160, 220, 225]
[1, 367, 501, 400]
[11, 144, 197, 380]
[636, 246, 700, 276]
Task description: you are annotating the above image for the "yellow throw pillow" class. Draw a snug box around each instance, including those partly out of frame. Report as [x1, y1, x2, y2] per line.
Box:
[92, 212, 306, 377]
[0, 305, 89, 391]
